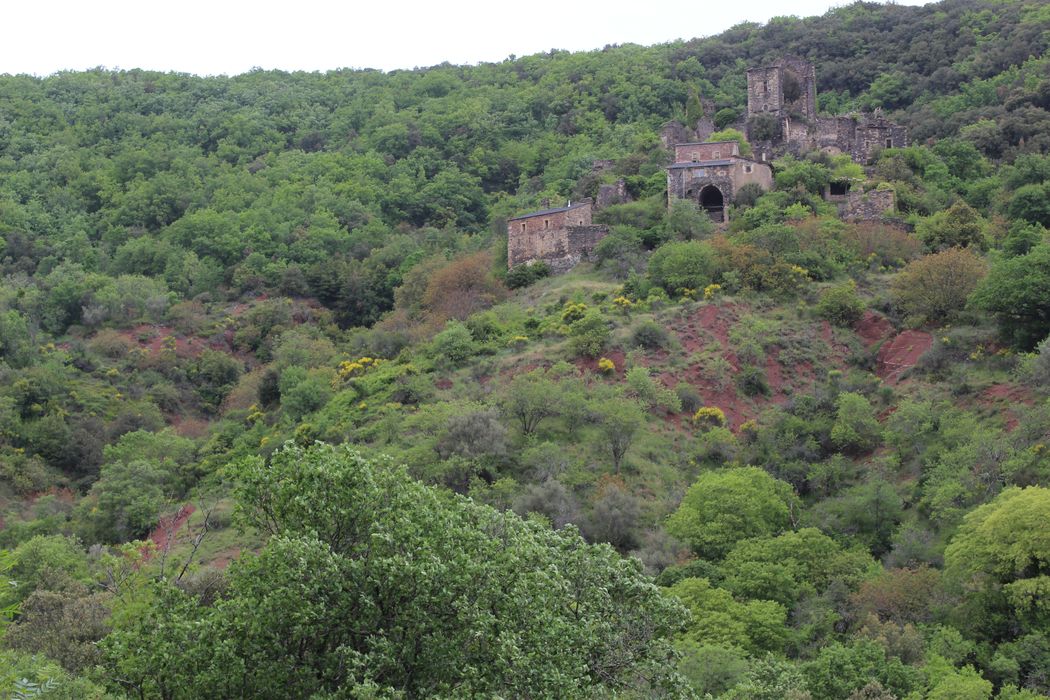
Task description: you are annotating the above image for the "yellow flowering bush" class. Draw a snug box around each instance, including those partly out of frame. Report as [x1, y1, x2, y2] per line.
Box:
[337, 356, 383, 382]
[561, 302, 589, 323]
[703, 283, 722, 300]
[597, 357, 616, 375]
[693, 406, 727, 428]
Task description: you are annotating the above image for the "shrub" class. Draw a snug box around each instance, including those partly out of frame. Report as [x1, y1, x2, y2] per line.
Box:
[648, 240, 716, 295]
[737, 366, 769, 396]
[892, 248, 987, 324]
[506, 262, 550, 289]
[970, 243, 1050, 349]
[693, 406, 727, 429]
[626, 367, 681, 412]
[675, 382, 702, 413]
[916, 201, 989, 251]
[430, 321, 477, 366]
[568, 310, 610, 358]
[561, 302, 589, 323]
[817, 280, 865, 326]
[631, 319, 671, 350]
[831, 392, 882, 453]
[714, 107, 739, 130]
[598, 357, 616, 375]
[422, 251, 508, 322]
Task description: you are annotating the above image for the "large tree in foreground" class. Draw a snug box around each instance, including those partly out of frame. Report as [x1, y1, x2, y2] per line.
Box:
[101, 442, 689, 699]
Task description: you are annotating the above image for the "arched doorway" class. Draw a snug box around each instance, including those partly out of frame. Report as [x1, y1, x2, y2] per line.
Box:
[699, 185, 725, 222]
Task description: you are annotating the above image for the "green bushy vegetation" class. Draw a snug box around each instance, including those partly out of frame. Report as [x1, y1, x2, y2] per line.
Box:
[1, 0, 1050, 697]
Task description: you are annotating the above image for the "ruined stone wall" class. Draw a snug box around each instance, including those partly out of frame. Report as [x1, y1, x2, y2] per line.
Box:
[673, 141, 739, 163]
[747, 66, 783, 117]
[841, 189, 896, 221]
[779, 56, 818, 121]
[852, 121, 908, 164]
[815, 116, 856, 154]
[596, 179, 628, 210]
[660, 121, 694, 150]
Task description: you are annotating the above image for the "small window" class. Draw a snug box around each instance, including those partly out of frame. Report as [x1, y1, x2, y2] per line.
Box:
[713, 151, 720, 159]
[544, 219, 549, 229]
[885, 138, 893, 149]
[521, 223, 526, 232]
[744, 165, 753, 173]
[763, 80, 768, 93]
[691, 152, 699, 162]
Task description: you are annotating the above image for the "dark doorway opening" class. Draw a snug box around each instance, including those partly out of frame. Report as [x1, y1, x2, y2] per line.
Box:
[829, 181, 850, 196]
[699, 185, 725, 222]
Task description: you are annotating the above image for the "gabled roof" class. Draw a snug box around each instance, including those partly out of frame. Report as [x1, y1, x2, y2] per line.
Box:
[508, 200, 588, 222]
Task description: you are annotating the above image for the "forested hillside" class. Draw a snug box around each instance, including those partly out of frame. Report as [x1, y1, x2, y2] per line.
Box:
[2, 0, 1050, 697]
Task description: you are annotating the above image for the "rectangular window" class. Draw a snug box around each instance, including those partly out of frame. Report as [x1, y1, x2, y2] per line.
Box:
[544, 219, 549, 229]
[521, 223, 526, 232]
[885, 138, 893, 148]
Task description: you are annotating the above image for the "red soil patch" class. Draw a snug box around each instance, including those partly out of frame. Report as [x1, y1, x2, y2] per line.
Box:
[978, 383, 1037, 431]
[434, 378, 453, 390]
[575, 349, 626, 378]
[119, 324, 208, 359]
[765, 347, 786, 397]
[144, 504, 196, 560]
[876, 330, 933, 384]
[855, 311, 895, 349]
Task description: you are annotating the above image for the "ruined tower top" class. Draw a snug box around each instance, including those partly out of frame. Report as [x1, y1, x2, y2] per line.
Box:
[746, 56, 817, 122]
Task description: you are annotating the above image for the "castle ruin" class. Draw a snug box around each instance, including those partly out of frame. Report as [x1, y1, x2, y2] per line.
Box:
[745, 56, 907, 164]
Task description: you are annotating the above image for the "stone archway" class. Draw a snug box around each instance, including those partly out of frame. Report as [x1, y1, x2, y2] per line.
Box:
[699, 185, 725, 222]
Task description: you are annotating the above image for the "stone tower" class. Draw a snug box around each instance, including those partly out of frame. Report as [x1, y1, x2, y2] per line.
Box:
[746, 56, 817, 121]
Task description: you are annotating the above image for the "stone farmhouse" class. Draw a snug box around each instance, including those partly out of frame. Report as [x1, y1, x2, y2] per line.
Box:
[665, 141, 773, 222]
[506, 199, 609, 271]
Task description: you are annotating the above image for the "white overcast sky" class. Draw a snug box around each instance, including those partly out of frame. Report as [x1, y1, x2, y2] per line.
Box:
[3, 0, 933, 77]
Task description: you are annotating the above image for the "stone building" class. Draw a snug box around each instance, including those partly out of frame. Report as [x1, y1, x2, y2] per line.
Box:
[746, 57, 907, 164]
[665, 141, 773, 222]
[746, 56, 818, 122]
[506, 199, 609, 273]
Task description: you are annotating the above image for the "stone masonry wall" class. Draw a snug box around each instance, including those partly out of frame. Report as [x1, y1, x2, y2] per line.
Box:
[841, 189, 896, 221]
[507, 201, 608, 271]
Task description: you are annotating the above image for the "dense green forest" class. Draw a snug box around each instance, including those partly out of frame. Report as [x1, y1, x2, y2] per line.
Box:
[2, 0, 1050, 697]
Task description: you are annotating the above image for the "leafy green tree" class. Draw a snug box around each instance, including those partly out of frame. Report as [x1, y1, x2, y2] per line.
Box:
[75, 460, 174, 543]
[945, 487, 1050, 637]
[667, 467, 798, 559]
[970, 243, 1050, 349]
[1007, 183, 1050, 228]
[669, 577, 788, 654]
[497, 369, 561, 436]
[666, 198, 714, 240]
[719, 528, 878, 606]
[101, 443, 690, 697]
[831, 392, 882, 454]
[429, 319, 478, 366]
[916, 201, 990, 251]
[597, 398, 646, 473]
[892, 247, 987, 324]
[803, 639, 922, 700]
[648, 240, 716, 295]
